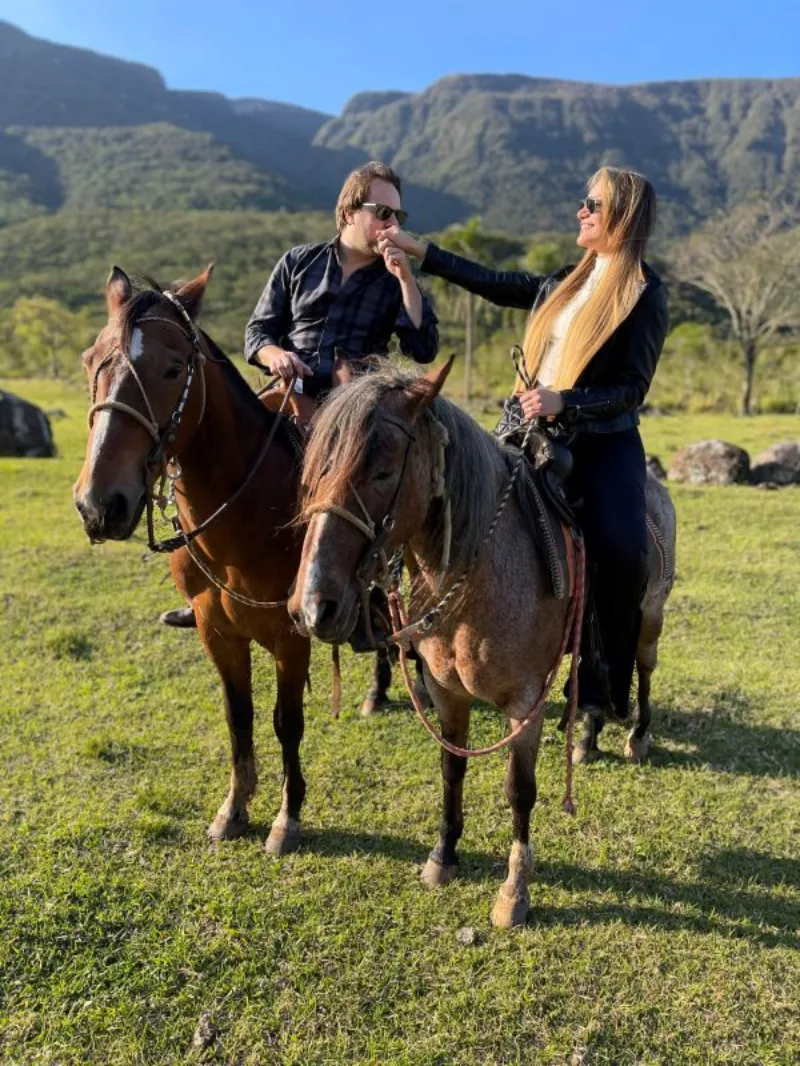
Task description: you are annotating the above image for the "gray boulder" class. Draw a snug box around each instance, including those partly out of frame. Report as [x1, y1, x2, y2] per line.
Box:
[0, 390, 55, 457]
[668, 440, 750, 485]
[750, 441, 800, 486]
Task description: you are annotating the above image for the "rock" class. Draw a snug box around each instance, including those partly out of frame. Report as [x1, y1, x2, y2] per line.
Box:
[455, 926, 482, 946]
[667, 440, 750, 486]
[750, 441, 800, 486]
[646, 454, 666, 480]
[0, 390, 55, 457]
[191, 1012, 218, 1051]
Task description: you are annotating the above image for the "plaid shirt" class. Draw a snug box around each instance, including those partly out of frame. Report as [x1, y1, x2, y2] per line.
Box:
[244, 239, 438, 395]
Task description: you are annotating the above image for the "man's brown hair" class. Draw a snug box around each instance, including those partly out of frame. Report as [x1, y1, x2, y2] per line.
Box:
[335, 161, 402, 232]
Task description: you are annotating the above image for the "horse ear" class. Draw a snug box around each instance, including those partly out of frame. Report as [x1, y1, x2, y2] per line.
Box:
[172, 263, 214, 318]
[403, 356, 456, 418]
[106, 265, 132, 316]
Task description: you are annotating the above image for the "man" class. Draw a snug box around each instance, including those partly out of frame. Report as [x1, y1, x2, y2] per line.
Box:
[161, 160, 438, 627]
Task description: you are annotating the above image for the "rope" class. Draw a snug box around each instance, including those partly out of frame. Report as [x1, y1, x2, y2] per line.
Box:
[88, 399, 160, 442]
[646, 513, 673, 585]
[303, 502, 376, 543]
[389, 535, 585, 815]
[387, 415, 540, 646]
[183, 539, 287, 610]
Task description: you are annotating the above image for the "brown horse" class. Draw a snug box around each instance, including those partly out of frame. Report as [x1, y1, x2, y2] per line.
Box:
[73, 265, 391, 851]
[289, 359, 675, 928]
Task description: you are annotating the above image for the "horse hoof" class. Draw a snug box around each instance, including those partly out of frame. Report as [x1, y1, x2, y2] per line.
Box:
[420, 857, 459, 888]
[624, 730, 651, 762]
[491, 892, 530, 930]
[207, 810, 249, 841]
[572, 742, 601, 766]
[264, 827, 301, 856]
[360, 694, 389, 717]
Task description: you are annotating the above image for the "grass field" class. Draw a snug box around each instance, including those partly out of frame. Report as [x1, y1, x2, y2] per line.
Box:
[1, 377, 798, 1065]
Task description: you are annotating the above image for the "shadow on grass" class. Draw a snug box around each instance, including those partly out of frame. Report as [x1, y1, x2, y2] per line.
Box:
[642, 688, 799, 778]
[285, 828, 799, 950]
[379, 687, 798, 778]
[532, 851, 799, 950]
[266, 824, 501, 879]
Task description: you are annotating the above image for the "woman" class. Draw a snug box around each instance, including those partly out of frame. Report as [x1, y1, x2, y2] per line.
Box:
[379, 166, 668, 762]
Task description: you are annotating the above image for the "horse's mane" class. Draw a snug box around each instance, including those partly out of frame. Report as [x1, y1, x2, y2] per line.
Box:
[303, 365, 525, 579]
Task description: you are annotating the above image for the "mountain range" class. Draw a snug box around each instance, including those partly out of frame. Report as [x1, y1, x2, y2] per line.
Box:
[1, 19, 798, 238]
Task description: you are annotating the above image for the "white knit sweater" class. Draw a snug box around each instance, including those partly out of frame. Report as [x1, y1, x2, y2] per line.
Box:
[536, 256, 610, 388]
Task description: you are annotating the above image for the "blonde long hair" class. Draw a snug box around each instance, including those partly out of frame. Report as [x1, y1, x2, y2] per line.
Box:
[521, 167, 657, 390]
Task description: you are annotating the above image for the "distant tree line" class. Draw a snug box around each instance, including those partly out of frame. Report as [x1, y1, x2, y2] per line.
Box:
[1, 204, 797, 415]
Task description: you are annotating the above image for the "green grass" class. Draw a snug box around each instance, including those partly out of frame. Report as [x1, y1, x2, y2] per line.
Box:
[1, 380, 798, 1065]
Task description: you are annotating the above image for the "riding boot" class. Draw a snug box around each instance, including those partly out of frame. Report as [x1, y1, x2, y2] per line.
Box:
[572, 705, 604, 765]
[159, 606, 197, 629]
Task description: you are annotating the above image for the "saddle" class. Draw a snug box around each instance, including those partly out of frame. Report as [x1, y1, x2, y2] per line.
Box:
[258, 350, 362, 435]
[495, 394, 580, 601]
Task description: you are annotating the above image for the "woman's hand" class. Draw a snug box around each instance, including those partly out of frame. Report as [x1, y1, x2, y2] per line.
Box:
[377, 226, 428, 260]
[519, 387, 565, 419]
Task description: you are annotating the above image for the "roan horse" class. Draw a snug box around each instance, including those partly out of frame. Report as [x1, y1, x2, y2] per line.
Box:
[73, 265, 393, 851]
[289, 359, 676, 928]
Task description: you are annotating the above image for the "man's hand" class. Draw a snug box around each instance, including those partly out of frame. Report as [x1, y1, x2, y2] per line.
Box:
[256, 346, 312, 382]
[519, 387, 565, 419]
[376, 240, 424, 328]
[378, 227, 428, 261]
[380, 242, 414, 283]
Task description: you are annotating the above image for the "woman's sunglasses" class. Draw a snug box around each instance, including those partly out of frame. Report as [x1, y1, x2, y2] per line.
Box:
[361, 202, 408, 226]
[579, 197, 602, 215]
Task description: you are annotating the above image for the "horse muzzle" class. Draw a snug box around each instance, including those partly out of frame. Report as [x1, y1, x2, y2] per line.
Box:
[290, 586, 359, 645]
[74, 487, 145, 543]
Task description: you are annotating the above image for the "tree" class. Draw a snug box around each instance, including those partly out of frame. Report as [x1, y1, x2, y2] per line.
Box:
[5, 297, 92, 379]
[521, 233, 578, 277]
[433, 218, 524, 402]
[672, 203, 800, 414]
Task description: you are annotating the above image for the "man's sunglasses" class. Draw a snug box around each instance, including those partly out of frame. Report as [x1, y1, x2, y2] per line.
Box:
[361, 202, 408, 226]
[579, 197, 602, 215]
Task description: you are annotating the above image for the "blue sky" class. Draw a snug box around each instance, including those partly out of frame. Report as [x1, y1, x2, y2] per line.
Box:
[2, 0, 797, 115]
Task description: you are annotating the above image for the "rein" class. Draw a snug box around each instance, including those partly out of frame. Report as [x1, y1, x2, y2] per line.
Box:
[303, 405, 586, 810]
[147, 379, 294, 556]
[383, 412, 585, 812]
[389, 536, 585, 815]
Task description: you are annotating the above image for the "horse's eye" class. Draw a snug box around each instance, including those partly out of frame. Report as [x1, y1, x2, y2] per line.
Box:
[374, 469, 395, 484]
[163, 364, 183, 381]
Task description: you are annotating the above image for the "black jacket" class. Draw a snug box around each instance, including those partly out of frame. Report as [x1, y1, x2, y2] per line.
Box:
[421, 243, 668, 435]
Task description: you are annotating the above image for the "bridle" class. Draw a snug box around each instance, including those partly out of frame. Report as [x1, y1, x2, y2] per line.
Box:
[86, 291, 294, 572]
[89, 290, 204, 451]
[302, 415, 416, 645]
[87, 291, 209, 551]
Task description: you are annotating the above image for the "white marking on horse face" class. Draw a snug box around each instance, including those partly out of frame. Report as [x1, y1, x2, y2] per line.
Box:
[304, 514, 328, 602]
[89, 370, 122, 469]
[87, 346, 138, 472]
[129, 327, 145, 362]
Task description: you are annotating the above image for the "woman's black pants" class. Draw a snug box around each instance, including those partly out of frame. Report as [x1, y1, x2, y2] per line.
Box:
[568, 427, 648, 719]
